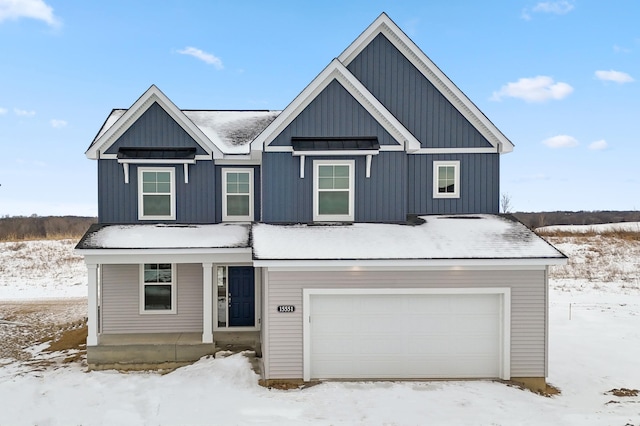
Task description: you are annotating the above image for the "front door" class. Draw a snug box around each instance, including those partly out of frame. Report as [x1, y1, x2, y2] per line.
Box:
[228, 266, 255, 327]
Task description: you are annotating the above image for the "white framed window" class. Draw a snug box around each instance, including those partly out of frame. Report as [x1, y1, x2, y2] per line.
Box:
[222, 168, 254, 222]
[139, 263, 176, 314]
[138, 167, 176, 220]
[313, 160, 355, 222]
[433, 161, 460, 199]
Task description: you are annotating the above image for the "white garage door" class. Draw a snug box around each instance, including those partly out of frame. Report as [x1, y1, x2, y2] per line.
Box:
[306, 291, 507, 380]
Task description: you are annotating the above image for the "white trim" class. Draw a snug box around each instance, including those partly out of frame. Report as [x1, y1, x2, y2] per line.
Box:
[137, 167, 176, 220]
[302, 287, 511, 381]
[183, 163, 189, 184]
[86, 85, 224, 160]
[212, 264, 261, 332]
[337, 13, 514, 154]
[254, 258, 567, 268]
[202, 262, 213, 343]
[412, 147, 498, 154]
[221, 168, 254, 222]
[252, 59, 420, 152]
[299, 155, 305, 179]
[313, 159, 355, 222]
[86, 264, 99, 346]
[365, 154, 372, 178]
[433, 160, 460, 199]
[266, 145, 402, 153]
[215, 158, 261, 165]
[117, 159, 196, 165]
[139, 263, 177, 315]
[123, 163, 129, 184]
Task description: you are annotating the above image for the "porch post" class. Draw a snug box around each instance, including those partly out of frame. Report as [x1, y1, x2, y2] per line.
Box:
[86, 263, 99, 346]
[202, 262, 214, 343]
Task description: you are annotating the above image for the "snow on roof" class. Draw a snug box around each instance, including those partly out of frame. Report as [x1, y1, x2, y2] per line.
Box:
[183, 110, 280, 154]
[92, 109, 280, 155]
[77, 224, 250, 250]
[252, 215, 566, 260]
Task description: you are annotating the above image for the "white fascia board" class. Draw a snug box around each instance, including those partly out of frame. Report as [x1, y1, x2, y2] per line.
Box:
[253, 257, 567, 269]
[86, 85, 224, 160]
[77, 248, 252, 265]
[252, 59, 420, 153]
[292, 150, 379, 157]
[411, 147, 498, 155]
[338, 13, 514, 154]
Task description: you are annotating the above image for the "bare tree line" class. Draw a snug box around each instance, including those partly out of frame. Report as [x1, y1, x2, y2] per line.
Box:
[0, 216, 97, 241]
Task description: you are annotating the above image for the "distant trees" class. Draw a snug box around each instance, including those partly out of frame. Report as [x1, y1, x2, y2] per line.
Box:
[0, 216, 96, 241]
[513, 211, 640, 230]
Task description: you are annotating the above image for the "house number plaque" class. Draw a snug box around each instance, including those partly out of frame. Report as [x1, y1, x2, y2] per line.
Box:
[277, 305, 295, 313]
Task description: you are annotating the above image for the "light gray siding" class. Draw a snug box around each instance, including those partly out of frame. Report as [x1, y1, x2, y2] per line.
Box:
[101, 264, 203, 334]
[347, 34, 493, 150]
[263, 269, 545, 379]
[408, 153, 500, 214]
[98, 160, 217, 223]
[262, 152, 407, 223]
[104, 102, 208, 155]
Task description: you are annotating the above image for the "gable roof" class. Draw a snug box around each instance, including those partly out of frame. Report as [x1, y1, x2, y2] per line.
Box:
[338, 13, 514, 153]
[86, 85, 222, 159]
[87, 86, 281, 159]
[250, 59, 421, 152]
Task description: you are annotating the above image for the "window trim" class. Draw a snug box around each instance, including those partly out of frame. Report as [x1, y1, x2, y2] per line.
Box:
[139, 263, 177, 315]
[433, 160, 460, 199]
[138, 167, 176, 220]
[313, 159, 355, 222]
[221, 168, 254, 222]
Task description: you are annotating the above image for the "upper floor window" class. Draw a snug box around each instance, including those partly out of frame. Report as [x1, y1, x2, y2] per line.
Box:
[313, 160, 354, 222]
[222, 169, 254, 222]
[140, 263, 176, 314]
[433, 161, 460, 199]
[138, 167, 176, 220]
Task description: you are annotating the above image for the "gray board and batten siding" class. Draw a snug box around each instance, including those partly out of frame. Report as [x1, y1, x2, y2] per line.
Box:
[262, 152, 407, 223]
[263, 269, 546, 380]
[347, 33, 493, 150]
[100, 264, 204, 335]
[98, 159, 217, 224]
[409, 153, 500, 215]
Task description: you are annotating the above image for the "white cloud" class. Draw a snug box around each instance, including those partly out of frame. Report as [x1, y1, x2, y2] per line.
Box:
[177, 47, 223, 69]
[532, 1, 574, 14]
[588, 139, 608, 151]
[613, 44, 631, 54]
[595, 70, 634, 84]
[0, 0, 61, 27]
[50, 119, 67, 128]
[0, 107, 7, 115]
[542, 135, 579, 148]
[14, 107, 35, 116]
[491, 76, 573, 102]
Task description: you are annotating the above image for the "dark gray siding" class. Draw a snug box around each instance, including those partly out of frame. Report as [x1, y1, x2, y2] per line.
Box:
[98, 160, 217, 224]
[408, 153, 499, 214]
[347, 34, 493, 149]
[270, 80, 402, 147]
[104, 102, 208, 155]
[262, 152, 407, 223]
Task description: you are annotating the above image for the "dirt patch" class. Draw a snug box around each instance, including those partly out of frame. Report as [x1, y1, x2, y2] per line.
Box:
[0, 299, 86, 363]
[607, 388, 639, 397]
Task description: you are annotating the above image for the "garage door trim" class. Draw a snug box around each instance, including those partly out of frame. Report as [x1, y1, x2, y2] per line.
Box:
[303, 287, 511, 381]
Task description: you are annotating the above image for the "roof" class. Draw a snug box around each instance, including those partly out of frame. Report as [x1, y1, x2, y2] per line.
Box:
[291, 137, 380, 151]
[252, 215, 566, 261]
[76, 223, 250, 250]
[86, 85, 281, 159]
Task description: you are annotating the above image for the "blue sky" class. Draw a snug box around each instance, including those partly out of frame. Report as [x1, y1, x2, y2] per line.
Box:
[0, 0, 638, 216]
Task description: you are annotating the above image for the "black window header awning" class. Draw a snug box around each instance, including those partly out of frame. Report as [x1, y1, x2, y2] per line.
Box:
[117, 147, 197, 160]
[291, 137, 380, 152]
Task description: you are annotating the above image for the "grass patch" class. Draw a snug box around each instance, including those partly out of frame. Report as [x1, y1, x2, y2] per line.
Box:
[537, 228, 640, 241]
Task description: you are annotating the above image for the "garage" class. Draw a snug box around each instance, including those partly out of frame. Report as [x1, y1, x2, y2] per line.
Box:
[303, 289, 510, 381]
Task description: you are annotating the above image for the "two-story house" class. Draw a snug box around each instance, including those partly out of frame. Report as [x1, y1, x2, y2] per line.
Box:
[76, 13, 565, 391]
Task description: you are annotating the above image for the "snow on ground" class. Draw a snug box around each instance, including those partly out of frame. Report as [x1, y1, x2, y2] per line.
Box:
[0, 239, 87, 300]
[1, 237, 640, 425]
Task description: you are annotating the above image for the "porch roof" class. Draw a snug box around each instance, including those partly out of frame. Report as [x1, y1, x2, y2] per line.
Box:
[76, 223, 250, 250]
[252, 215, 566, 261]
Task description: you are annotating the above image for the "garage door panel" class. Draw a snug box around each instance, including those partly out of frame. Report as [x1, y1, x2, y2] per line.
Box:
[309, 293, 504, 379]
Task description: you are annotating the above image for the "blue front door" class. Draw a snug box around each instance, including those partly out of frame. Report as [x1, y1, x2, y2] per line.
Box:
[228, 266, 255, 327]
